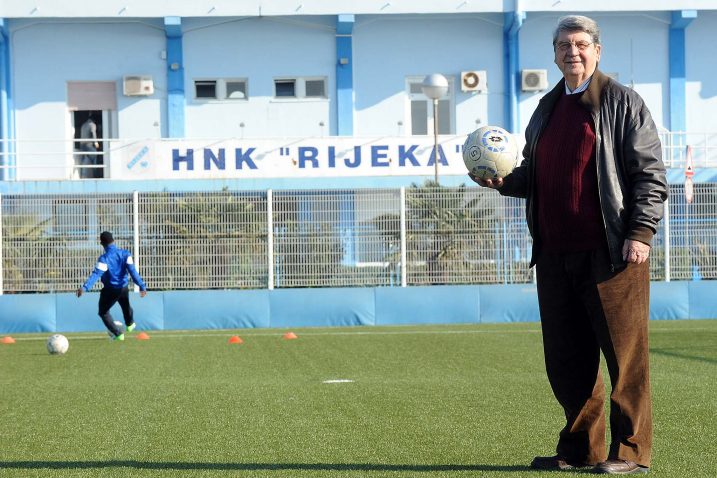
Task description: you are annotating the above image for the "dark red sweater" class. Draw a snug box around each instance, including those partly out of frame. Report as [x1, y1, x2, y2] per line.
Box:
[535, 92, 605, 253]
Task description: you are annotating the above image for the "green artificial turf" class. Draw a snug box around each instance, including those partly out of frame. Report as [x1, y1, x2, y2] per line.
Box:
[1, 320, 715, 477]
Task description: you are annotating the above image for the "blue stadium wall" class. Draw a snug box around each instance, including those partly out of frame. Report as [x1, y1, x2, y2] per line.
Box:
[1, 281, 716, 334]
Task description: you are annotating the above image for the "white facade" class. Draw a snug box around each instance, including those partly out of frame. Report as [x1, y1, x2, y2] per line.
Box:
[182, 16, 336, 139]
[686, 10, 717, 132]
[2, 1, 717, 181]
[352, 14, 502, 137]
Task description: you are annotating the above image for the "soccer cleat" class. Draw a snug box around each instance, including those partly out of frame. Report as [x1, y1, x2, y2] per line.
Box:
[126, 323, 136, 333]
[113, 333, 125, 341]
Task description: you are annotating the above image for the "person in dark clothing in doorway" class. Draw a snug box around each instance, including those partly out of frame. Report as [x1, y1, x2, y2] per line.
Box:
[77, 231, 147, 340]
[79, 114, 101, 178]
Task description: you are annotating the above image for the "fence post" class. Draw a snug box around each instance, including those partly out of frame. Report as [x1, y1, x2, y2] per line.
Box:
[267, 189, 274, 290]
[133, 190, 140, 292]
[663, 197, 670, 282]
[400, 186, 407, 287]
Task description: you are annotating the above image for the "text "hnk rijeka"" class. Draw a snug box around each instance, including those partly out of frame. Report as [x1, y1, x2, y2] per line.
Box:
[171, 145, 449, 171]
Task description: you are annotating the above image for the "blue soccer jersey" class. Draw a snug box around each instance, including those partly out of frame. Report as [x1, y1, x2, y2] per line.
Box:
[82, 244, 147, 291]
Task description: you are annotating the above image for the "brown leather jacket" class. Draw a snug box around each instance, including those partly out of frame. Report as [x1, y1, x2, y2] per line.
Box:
[500, 70, 668, 270]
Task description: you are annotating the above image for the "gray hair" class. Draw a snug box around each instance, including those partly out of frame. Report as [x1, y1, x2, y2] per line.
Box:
[552, 15, 601, 48]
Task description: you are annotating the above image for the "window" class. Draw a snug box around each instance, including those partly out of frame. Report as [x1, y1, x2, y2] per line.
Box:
[275, 80, 296, 98]
[409, 83, 424, 95]
[410, 100, 428, 135]
[194, 79, 249, 100]
[274, 77, 327, 99]
[226, 80, 248, 99]
[305, 79, 326, 98]
[195, 80, 217, 99]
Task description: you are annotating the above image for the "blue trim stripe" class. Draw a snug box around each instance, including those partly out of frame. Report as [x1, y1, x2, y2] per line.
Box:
[503, 11, 524, 134]
[669, 10, 696, 132]
[336, 15, 354, 136]
[0, 18, 15, 180]
[165, 17, 185, 138]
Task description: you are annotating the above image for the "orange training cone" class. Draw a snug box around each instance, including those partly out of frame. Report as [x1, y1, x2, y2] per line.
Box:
[228, 335, 243, 344]
[1, 336, 15, 344]
[283, 332, 298, 340]
[136, 332, 151, 340]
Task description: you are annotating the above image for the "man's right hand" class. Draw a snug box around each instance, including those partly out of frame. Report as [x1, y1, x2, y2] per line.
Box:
[76, 288, 83, 298]
[468, 173, 504, 189]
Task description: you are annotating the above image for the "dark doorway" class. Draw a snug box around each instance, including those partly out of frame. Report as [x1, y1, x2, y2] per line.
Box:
[73, 110, 104, 179]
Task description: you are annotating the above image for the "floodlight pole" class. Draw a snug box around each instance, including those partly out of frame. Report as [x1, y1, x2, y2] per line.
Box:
[421, 73, 448, 185]
[432, 98, 439, 183]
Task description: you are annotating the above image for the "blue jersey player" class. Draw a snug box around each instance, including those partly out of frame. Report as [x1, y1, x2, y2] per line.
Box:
[77, 231, 147, 340]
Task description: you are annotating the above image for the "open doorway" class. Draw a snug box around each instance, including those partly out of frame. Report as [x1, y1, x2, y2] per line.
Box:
[67, 80, 117, 179]
[73, 110, 104, 179]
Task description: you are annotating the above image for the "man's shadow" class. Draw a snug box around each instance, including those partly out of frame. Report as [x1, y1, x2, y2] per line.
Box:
[0, 460, 533, 473]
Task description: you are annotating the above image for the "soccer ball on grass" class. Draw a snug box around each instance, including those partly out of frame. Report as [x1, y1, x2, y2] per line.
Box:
[462, 126, 519, 180]
[47, 334, 69, 355]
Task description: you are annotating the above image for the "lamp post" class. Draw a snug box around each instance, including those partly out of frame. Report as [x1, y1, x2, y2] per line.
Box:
[421, 73, 448, 184]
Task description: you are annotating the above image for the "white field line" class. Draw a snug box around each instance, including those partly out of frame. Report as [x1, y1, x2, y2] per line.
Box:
[6, 327, 541, 342]
[5, 324, 713, 342]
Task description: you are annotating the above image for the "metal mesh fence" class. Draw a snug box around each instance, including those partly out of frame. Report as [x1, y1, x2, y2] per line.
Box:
[1, 194, 133, 292]
[272, 189, 402, 287]
[404, 187, 533, 285]
[663, 184, 717, 280]
[139, 191, 269, 290]
[1, 184, 716, 293]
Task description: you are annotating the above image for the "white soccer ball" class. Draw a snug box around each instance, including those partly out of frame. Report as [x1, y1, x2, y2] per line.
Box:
[47, 334, 69, 355]
[462, 125, 519, 180]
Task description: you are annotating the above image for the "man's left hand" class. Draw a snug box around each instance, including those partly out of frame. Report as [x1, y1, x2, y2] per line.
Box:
[622, 239, 651, 264]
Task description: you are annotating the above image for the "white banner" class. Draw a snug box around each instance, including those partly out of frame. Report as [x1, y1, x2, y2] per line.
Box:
[109, 136, 475, 180]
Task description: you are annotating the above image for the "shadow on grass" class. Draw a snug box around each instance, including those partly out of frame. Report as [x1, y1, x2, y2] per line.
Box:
[651, 348, 717, 364]
[0, 461, 532, 472]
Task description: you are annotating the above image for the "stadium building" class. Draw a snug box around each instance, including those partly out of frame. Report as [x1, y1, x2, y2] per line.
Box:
[1, 0, 716, 332]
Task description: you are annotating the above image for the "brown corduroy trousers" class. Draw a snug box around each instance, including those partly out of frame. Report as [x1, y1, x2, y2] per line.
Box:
[535, 248, 652, 467]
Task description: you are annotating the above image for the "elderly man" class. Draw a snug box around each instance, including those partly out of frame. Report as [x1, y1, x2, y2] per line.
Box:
[470, 15, 667, 475]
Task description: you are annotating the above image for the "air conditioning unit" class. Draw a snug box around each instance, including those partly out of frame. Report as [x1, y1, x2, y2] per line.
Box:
[521, 69, 548, 92]
[461, 70, 487, 93]
[123, 76, 154, 96]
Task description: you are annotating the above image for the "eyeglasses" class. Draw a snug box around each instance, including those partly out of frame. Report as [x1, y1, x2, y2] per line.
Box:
[555, 41, 594, 52]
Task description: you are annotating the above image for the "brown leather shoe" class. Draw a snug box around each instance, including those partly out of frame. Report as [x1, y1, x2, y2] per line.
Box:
[530, 455, 590, 470]
[593, 459, 650, 474]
